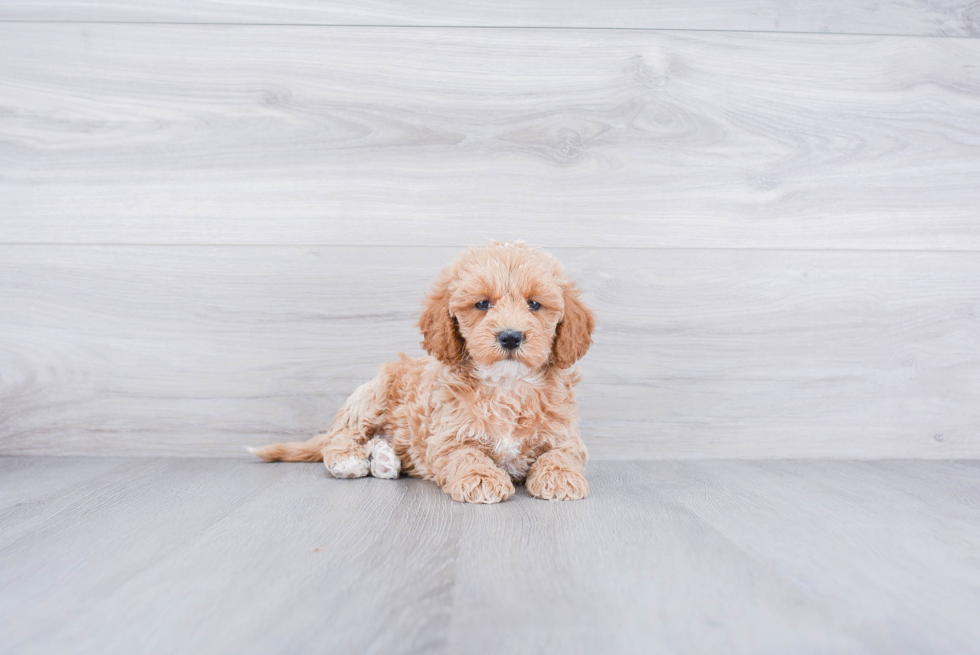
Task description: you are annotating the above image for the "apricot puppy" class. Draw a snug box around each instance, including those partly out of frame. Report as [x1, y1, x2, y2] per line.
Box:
[251, 241, 594, 503]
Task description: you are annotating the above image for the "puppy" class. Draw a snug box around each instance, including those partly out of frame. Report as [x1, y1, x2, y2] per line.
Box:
[251, 241, 594, 503]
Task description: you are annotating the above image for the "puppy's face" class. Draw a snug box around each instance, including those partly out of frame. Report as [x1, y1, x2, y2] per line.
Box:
[419, 242, 594, 370]
[449, 254, 565, 369]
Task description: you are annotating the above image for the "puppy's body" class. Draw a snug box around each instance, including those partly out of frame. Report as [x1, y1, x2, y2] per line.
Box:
[253, 242, 594, 503]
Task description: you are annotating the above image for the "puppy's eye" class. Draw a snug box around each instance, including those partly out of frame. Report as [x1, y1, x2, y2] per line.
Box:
[475, 300, 491, 310]
[527, 300, 542, 311]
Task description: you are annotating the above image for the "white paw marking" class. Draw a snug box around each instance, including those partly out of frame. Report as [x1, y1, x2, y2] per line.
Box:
[327, 456, 370, 479]
[493, 435, 526, 478]
[370, 441, 401, 479]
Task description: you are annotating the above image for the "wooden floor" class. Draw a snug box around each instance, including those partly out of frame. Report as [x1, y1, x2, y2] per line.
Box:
[2, 457, 979, 654]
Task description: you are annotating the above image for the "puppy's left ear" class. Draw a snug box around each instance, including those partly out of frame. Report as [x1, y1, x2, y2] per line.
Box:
[552, 282, 595, 369]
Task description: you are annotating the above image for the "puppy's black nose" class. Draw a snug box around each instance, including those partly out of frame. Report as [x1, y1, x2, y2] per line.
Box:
[497, 330, 524, 351]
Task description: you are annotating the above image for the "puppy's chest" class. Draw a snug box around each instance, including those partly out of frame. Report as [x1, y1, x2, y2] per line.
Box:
[473, 386, 538, 432]
[473, 387, 542, 478]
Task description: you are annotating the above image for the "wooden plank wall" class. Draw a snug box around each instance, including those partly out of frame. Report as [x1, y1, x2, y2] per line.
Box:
[2, 0, 979, 35]
[0, 3, 978, 458]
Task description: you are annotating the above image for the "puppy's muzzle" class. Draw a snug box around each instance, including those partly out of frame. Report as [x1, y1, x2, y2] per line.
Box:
[497, 330, 524, 351]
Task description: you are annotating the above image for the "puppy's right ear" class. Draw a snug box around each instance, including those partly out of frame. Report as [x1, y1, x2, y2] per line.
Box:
[417, 270, 466, 367]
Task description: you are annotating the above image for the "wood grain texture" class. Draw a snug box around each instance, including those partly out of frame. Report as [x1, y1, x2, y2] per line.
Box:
[2, 25, 980, 249]
[0, 0, 978, 36]
[1, 245, 977, 459]
[2, 458, 979, 654]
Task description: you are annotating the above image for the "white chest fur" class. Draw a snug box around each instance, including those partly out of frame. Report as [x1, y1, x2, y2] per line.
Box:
[475, 360, 544, 389]
[493, 434, 525, 478]
[472, 361, 543, 478]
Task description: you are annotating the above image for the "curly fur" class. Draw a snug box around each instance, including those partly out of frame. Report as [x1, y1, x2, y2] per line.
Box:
[251, 241, 595, 503]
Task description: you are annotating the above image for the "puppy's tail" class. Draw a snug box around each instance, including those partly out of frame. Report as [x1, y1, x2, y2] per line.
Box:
[246, 435, 328, 462]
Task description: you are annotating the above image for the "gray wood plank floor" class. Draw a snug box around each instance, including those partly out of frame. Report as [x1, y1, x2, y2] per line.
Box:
[1, 0, 977, 37]
[1, 457, 979, 654]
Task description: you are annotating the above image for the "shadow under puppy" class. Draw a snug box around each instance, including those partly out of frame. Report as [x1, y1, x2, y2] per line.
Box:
[251, 241, 595, 503]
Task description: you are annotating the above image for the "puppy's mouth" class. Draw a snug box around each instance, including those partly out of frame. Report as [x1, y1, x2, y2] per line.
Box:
[500, 346, 529, 363]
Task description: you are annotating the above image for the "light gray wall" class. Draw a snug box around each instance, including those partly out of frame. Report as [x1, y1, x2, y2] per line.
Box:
[2, 0, 979, 35]
[1, 3, 978, 458]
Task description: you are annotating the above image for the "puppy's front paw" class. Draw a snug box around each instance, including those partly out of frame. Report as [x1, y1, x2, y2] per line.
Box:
[444, 466, 515, 504]
[526, 466, 589, 501]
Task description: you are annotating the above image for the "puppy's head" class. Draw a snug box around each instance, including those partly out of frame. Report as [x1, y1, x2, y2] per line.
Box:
[418, 241, 594, 370]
